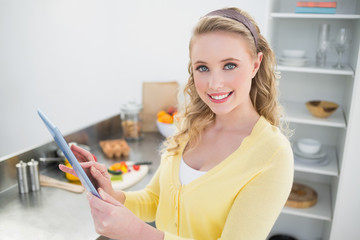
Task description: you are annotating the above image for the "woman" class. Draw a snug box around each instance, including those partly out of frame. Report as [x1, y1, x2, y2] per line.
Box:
[60, 7, 293, 240]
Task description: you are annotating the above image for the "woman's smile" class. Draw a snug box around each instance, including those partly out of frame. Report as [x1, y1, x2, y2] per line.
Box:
[208, 91, 234, 103]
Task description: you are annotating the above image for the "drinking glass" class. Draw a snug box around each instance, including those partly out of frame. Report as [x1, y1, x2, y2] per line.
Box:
[316, 24, 330, 67]
[333, 28, 349, 69]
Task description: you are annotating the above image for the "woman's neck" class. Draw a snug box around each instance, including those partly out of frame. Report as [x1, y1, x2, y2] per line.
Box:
[213, 102, 260, 133]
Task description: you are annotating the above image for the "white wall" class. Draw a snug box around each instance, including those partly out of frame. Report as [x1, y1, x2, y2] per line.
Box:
[0, 0, 268, 158]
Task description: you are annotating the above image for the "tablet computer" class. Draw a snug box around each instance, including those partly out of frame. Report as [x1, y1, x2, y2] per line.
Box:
[37, 109, 101, 199]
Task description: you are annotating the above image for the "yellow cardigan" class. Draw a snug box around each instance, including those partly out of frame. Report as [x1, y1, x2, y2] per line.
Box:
[124, 116, 294, 240]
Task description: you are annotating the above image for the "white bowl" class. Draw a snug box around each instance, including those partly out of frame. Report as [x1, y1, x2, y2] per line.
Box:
[278, 57, 308, 67]
[156, 120, 177, 138]
[282, 50, 306, 58]
[297, 138, 321, 155]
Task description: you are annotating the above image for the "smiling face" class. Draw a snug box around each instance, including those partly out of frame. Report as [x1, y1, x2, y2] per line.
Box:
[190, 31, 262, 117]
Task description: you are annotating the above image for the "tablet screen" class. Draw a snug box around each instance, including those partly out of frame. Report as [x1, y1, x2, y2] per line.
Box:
[38, 109, 101, 199]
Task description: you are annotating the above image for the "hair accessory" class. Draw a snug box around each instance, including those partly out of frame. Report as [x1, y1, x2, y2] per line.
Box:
[205, 9, 258, 47]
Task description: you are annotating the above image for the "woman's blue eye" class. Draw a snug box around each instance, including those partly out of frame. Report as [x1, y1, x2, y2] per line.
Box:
[224, 63, 237, 70]
[196, 66, 209, 72]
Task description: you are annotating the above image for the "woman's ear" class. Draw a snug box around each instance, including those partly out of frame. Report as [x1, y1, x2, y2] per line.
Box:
[251, 52, 263, 78]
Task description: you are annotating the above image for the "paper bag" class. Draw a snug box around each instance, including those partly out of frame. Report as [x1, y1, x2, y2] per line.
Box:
[142, 81, 179, 132]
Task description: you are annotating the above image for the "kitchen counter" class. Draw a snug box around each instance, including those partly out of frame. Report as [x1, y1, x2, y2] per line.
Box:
[0, 132, 164, 240]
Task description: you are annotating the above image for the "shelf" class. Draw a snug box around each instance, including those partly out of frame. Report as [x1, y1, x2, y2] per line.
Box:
[281, 100, 347, 128]
[271, 13, 360, 19]
[276, 63, 354, 76]
[282, 181, 332, 221]
[293, 145, 339, 176]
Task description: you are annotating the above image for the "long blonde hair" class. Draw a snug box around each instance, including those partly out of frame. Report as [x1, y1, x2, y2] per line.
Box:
[163, 7, 283, 156]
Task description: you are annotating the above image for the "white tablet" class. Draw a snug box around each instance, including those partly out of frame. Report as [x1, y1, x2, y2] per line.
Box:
[37, 109, 101, 199]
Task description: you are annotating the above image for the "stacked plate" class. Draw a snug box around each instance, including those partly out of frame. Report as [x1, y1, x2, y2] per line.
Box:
[278, 50, 308, 67]
[293, 143, 329, 165]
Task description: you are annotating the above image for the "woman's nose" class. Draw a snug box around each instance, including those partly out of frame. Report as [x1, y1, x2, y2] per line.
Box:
[208, 71, 224, 90]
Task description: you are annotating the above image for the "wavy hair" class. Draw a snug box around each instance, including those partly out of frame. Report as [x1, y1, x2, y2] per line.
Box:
[163, 7, 286, 156]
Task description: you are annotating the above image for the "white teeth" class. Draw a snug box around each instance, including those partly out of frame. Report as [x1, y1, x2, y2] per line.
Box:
[210, 93, 230, 100]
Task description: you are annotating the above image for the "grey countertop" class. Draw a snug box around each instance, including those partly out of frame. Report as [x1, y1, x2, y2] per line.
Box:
[0, 132, 164, 240]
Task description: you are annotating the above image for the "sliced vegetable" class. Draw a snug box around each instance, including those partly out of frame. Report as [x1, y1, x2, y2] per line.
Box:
[110, 174, 123, 181]
[107, 169, 123, 175]
[108, 161, 129, 174]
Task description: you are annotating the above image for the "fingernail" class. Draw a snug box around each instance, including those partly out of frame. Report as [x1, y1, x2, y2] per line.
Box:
[98, 188, 105, 198]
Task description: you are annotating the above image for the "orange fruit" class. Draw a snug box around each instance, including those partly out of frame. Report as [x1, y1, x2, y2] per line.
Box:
[159, 113, 173, 124]
[157, 110, 167, 119]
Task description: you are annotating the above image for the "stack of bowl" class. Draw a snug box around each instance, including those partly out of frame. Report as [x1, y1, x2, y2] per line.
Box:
[278, 49, 308, 67]
[293, 138, 328, 165]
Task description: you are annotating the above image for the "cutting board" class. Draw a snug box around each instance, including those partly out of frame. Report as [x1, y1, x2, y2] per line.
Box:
[111, 164, 149, 190]
[286, 182, 318, 208]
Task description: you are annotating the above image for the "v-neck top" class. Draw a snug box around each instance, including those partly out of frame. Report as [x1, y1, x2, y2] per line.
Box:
[124, 116, 294, 240]
[179, 157, 207, 185]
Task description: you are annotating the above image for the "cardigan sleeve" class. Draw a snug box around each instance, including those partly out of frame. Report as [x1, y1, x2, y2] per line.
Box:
[219, 145, 294, 240]
[124, 166, 161, 223]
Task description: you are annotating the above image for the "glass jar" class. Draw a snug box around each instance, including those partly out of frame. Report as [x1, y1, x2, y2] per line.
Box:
[120, 101, 143, 140]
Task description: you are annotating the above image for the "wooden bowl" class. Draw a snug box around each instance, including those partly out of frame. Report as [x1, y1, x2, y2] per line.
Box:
[305, 100, 339, 118]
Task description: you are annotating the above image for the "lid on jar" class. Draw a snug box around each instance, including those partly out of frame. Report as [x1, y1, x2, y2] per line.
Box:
[121, 101, 143, 114]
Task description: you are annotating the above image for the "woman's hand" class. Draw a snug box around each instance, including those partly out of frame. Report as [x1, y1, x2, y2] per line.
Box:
[58, 145, 97, 179]
[58, 145, 125, 203]
[88, 189, 164, 240]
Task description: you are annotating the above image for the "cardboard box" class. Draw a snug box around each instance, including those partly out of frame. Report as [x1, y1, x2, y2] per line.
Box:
[142, 81, 179, 132]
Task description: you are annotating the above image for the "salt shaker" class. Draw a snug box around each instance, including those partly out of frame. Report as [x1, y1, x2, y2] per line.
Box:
[16, 161, 29, 194]
[27, 159, 40, 191]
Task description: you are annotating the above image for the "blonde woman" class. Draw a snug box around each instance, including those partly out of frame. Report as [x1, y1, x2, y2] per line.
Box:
[60, 7, 294, 240]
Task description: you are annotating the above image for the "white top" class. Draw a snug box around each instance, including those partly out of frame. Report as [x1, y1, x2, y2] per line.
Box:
[179, 157, 207, 185]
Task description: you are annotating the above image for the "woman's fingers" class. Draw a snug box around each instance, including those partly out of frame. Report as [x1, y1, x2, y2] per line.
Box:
[71, 144, 95, 162]
[59, 161, 106, 178]
[87, 190, 121, 212]
[98, 188, 122, 207]
[90, 166, 111, 183]
[58, 164, 77, 177]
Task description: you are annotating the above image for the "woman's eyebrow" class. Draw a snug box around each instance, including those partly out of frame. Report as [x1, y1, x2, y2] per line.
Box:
[193, 58, 240, 65]
[220, 58, 240, 63]
[193, 60, 207, 65]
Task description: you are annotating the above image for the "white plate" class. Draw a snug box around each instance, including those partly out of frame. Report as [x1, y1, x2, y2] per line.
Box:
[278, 57, 308, 67]
[278, 57, 308, 63]
[278, 60, 307, 67]
[294, 155, 329, 165]
[293, 145, 327, 159]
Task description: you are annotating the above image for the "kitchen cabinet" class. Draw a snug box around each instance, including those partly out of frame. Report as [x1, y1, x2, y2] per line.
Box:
[266, 0, 360, 239]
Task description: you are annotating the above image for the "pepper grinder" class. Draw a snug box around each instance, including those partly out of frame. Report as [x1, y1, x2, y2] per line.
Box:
[27, 159, 40, 191]
[16, 161, 29, 194]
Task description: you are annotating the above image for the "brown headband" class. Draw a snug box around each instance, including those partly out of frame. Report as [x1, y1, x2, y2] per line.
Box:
[205, 9, 258, 48]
